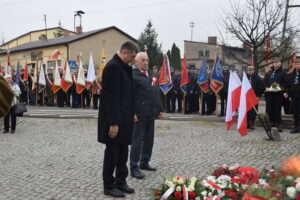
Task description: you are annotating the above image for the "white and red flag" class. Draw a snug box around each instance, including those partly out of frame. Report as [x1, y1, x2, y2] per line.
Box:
[86, 52, 96, 87]
[225, 71, 242, 130]
[237, 72, 259, 136]
[76, 59, 86, 94]
[61, 61, 73, 92]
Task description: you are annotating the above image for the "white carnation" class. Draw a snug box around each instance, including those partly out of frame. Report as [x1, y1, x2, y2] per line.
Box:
[286, 175, 294, 181]
[165, 180, 174, 188]
[295, 178, 300, 183]
[201, 191, 207, 197]
[207, 176, 216, 182]
[176, 186, 182, 192]
[259, 179, 267, 186]
[296, 182, 300, 192]
[188, 184, 195, 191]
[287, 187, 297, 199]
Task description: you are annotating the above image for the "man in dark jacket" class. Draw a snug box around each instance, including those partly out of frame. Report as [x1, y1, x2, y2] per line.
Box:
[98, 42, 138, 198]
[130, 52, 163, 179]
[264, 57, 287, 132]
[286, 59, 300, 133]
[246, 66, 265, 129]
[173, 71, 182, 112]
[219, 65, 230, 116]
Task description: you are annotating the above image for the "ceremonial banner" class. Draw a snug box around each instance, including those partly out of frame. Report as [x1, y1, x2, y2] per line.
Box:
[86, 52, 96, 87]
[210, 55, 223, 93]
[52, 60, 61, 94]
[38, 62, 46, 93]
[76, 59, 86, 94]
[180, 56, 189, 94]
[61, 61, 73, 92]
[159, 54, 173, 95]
[197, 56, 209, 93]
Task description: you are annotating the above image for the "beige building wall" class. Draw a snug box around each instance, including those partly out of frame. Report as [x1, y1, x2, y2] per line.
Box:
[68, 29, 139, 67]
[0, 45, 67, 72]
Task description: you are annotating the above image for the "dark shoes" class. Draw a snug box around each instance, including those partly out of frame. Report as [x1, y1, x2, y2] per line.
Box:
[104, 187, 125, 198]
[116, 184, 135, 194]
[11, 130, 15, 134]
[3, 130, 9, 133]
[140, 164, 157, 171]
[131, 168, 145, 179]
[290, 129, 300, 134]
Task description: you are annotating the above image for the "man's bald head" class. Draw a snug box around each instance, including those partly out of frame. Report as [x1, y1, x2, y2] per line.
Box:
[135, 52, 149, 71]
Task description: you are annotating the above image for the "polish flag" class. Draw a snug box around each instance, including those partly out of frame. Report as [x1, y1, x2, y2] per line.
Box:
[237, 72, 259, 136]
[61, 61, 73, 92]
[86, 52, 96, 87]
[52, 60, 61, 94]
[52, 49, 61, 60]
[225, 71, 242, 130]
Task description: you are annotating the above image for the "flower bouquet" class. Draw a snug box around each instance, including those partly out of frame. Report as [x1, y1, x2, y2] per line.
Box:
[267, 82, 282, 92]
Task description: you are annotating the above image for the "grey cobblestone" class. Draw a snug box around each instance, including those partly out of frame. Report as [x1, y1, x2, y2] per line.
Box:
[0, 118, 299, 200]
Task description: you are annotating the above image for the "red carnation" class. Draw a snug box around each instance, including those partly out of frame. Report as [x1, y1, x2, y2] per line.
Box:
[238, 167, 260, 185]
[174, 191, 183, 199]
[154, 189, 159, 196]
[189, 191, 196, 198]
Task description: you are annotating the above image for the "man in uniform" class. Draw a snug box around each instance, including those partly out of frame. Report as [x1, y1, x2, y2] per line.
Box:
[219, 64, 230, 116]
[246, 66, 265, 129]
[173, 70, 182, 113]
[98, 42, 138, 198]
[202, 68, 216, 115]
[286, 58, 300, 133]
[264, 57, 287, 132]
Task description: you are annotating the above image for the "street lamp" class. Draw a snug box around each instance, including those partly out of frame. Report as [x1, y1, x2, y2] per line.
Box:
[74, 10, 85, 32]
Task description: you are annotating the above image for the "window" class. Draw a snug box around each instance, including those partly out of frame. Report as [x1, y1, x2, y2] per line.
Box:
[198, 50, 210, 58]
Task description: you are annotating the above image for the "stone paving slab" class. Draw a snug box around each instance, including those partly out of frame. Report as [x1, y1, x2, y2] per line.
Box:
[0, 118, 299, 200]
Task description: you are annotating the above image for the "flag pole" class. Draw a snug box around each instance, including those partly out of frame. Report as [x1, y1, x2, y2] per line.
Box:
[215, 92, 219, 116]
[42, 90, 45, 106]
[252, 105, 273, 140]
[35, 60, 38, 105]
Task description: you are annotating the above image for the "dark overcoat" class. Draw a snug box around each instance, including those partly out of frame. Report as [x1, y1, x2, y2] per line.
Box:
[98, 54, 134, 145]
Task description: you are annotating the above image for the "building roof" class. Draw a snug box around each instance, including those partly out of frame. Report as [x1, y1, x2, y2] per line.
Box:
[184, 40, 247, 51]
[0, 26, 139, 55]
[0, 27, 75, 47]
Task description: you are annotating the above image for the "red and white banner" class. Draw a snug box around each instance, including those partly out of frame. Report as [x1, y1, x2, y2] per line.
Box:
[225, 71, 242, 130]
[237, 72, 259, 136]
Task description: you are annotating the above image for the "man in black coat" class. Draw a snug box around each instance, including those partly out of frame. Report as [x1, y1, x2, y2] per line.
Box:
[219, 65, 230, 116]
[130, 52, 163, 179]
[98, 42, 138, 198]
[173, 71, 183, 112]
[246, 66, 265, 129]
[264, 57, 287, 132]
[286, 59, 300, 133]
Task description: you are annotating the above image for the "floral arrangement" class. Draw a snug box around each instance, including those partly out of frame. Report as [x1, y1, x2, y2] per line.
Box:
[150, 156, 300, 200]
[268, 82, 282, 92]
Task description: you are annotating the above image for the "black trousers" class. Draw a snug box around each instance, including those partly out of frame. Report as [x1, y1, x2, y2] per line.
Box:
[220, 93, 227, 115]
[190, 93, 199, 113]
[81, 90, 91, 108]
[93, 94, 99, 109]
[292, 97, 300, 128]
[266, 93, 284, 124]
[166, 92, 175, 112]
[130, 120, 155, 170]
[202, 93, 216, 115]
[4, 107, 16, 131]
[103, 143, 128, 189]
[175, 92, 183, 112]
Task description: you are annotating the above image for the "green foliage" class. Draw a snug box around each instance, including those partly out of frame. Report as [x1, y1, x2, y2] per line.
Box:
[138, 20, 163, 69]
[170, 43, 181, 70]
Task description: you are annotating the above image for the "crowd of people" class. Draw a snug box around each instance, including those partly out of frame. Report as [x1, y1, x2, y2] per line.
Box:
[1, 41, 299, 198]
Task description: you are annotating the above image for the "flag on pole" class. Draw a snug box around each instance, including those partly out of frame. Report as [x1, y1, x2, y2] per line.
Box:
[265, 35, 272, 64]
[52, 49, 61, 60]
[237, 72, 259, 136]
[289, 52, 296, 73]
[225, 71, 242, 130]
[210, 55, 223, 93]
[32, 62, 38, 91]
[180, 56, 189, 94]
[38, 62, 46, 93]
[76, 59, 86, 94]
[61, 61, 73, 92]
[197, 56, 209, 93]
[23, 62, 28, 81]
[52, 60, 61, 94]
[98, 47, 107, 82]
[86, 52, 96, 87]
[159, 54, 173, 94]
[7, 51, 11, 74]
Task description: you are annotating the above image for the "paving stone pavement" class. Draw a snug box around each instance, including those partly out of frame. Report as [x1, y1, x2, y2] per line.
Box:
[0, 118, 299, 200]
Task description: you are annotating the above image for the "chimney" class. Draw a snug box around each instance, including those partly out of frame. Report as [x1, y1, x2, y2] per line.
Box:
[208, 37, 217, 45]
[76, 26, 83, 34]
[63, 30, 71, 36]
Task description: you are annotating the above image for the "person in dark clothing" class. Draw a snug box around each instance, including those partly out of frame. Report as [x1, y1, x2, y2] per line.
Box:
[190, 70, 200, 114]
[202, 69, 216, 115]
[56, 69, 66, 107]
[98, 42, 138, 198]
[19, 70, 28, 104]
[264, 57, 288, 132]
[82, 70, 91, 108]
[130, 52, 163, 179]
[173, 71, 183, 112]
[45, 69, 54, 106]
[246, 66, 265, 129]
[286, 59, 300, 134]
[219, 65, 230, 116]
[71, 71, 80, 108]
[28, 69, 36, 105]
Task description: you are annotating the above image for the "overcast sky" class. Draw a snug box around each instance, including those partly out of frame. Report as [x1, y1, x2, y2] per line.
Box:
[1, 0, 300, 55]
